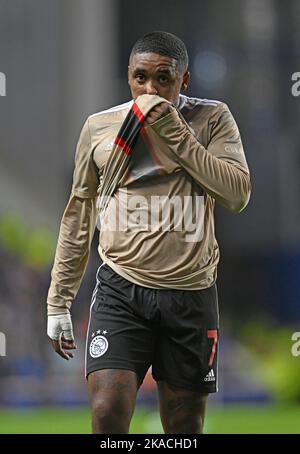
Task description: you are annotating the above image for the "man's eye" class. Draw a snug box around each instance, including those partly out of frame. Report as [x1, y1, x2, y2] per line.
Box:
[159, 75, 169, 84]
[135, 74, 145, 83]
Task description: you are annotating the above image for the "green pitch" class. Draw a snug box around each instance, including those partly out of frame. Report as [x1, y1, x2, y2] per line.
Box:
[0, 405, 300, 434]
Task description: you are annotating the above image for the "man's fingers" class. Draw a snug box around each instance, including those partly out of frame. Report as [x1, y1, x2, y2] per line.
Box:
[51, 340, 70, 360]
[61, 343, 76, 350]
[151, 103, 171, 115]
[151, 105, 166, 114]
[51, 339, 75, 360]
[48, 314, 75, 360]
[61, 338, 77, 350]
[145, 102, 173, 125]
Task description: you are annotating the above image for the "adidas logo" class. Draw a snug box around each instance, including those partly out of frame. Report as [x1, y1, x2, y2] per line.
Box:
[204, 369, 216, 382]
[103, 141, 115, 152]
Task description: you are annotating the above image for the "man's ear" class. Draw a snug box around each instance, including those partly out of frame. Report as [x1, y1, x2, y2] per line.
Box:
[181, 71, 190, 91]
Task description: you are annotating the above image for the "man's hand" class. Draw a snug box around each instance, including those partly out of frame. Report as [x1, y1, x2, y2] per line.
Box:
[47, 313, 77, 360]
[145, 102, 174, 125]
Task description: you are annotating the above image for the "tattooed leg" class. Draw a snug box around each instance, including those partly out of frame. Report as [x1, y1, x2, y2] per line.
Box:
[88, 369, 139, 434]
[157, 381, 208, 434]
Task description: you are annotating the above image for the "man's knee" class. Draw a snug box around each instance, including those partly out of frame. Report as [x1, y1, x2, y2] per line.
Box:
[91, 396, 131, 433]
[88, 369, 139, 434]
[158, 382, 208, 434]
[165, 412, 205, 434]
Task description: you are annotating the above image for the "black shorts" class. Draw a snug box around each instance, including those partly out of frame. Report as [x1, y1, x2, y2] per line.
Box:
[85, 263, 219, 393]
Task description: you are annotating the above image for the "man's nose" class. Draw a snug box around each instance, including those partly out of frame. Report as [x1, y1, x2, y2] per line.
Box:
[145, 82, 158, 95]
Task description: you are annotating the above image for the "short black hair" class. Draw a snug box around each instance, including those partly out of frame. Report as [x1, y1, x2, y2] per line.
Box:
[130, 31, 189, 73]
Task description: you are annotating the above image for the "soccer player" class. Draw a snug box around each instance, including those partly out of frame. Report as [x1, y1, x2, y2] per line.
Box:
[47, 31, 251, 434]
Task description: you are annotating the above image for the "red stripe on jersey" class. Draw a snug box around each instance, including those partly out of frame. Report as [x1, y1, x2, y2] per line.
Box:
[132, 103, 145, 122]
[114, 136, 132, 156]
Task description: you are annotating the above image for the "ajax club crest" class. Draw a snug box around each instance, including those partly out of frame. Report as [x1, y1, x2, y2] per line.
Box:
[89, 331, 109, 358]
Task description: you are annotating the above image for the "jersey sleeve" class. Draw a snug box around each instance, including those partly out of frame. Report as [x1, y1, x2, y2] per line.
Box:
[207, 103, 249, 171]
[71, 118, 100, 199]
[149, 104, 251, 213]
[47, 194, 98, 315]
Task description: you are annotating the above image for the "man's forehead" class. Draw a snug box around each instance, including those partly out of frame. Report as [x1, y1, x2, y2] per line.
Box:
[129, 52, 177, 70]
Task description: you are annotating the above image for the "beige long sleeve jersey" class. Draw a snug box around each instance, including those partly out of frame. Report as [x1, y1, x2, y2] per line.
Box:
[47, 94, 251, 316]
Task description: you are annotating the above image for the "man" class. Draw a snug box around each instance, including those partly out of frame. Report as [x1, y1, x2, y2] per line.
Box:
[47, 31, 251, 434]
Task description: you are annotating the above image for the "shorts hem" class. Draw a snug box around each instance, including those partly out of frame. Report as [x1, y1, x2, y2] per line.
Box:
[86, 364, 147, 386]
[152, 374, 218, 394]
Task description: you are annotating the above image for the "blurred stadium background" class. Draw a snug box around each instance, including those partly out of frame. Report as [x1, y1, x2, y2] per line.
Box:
[1, 0, 300, 434]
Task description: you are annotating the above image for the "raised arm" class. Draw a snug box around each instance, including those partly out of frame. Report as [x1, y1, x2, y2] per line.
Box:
[148, 103, 251, 213]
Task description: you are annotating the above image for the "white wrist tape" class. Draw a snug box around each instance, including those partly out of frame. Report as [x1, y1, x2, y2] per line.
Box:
[47, 313, 74, 341]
